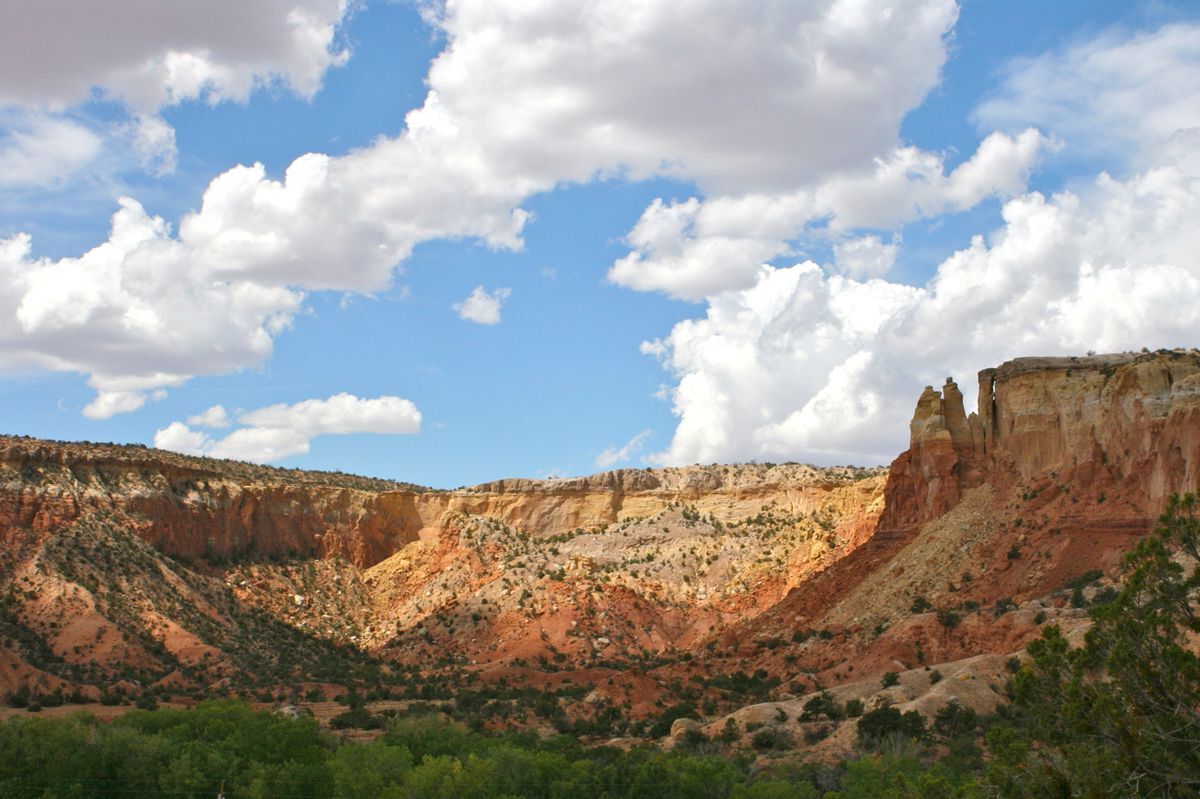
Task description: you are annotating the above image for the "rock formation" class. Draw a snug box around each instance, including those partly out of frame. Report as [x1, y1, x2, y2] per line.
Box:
[4, 348, 1200, 741]
[876, 377, 983, 535]
[0, 438, 886, 696]
[880, 349, 1200, 535]
[0, 441, 881, 569]
[977, 351, 1200, 506]
[0, 438, 421, 566]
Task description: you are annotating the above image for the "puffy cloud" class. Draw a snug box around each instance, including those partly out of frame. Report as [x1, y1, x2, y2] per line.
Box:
[610, 129, 1051, 299]
[187, 405, 230, 429]
[422, 0, 957, 194]
[607, 196, 800, 300]
[833, 236, 897, 279]
[646, 163, 1200, 466]
[818, 128, 1053, 230]
[238, 393, 422, 436]
[202, 427, 313, 463]
[154, 392, 422, 463]
[595, 429, 652, 468]
[0, 0, 351, 170]
[83, 390, 153, 420]
[178, 150, 532, 293]
[453, 286, 511, 325]
[153, 421, 210, 455]
[0, 199, 303, 417]
[1, 0, 963, 412]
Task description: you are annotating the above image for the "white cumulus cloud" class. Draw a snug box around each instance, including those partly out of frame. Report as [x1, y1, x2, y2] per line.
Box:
[154, 393, 422, 463]
[609, 128, 1052, 300]
[420, 0, 957, 194]
[646, 163, 1200, 466]
[453, 286, 511, 325]
[0, 0, 352, 171]
[0, 199, 302, 418]
[0, 0, 964, 414]
[187, 405, 230, 429]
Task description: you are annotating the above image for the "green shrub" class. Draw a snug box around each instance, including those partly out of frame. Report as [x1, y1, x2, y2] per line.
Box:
[932, 701, 978, 740]
[329, 706, 384, 730]
[936, 609, 961, 629]
[856, 707, 927, 748]
[801, 692, 843, 722]
[751, 727, 792, 751]
[988, 491, 1200, 797]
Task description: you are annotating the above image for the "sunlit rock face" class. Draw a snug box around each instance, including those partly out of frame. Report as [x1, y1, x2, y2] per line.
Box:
[880, 349, 1200, 536]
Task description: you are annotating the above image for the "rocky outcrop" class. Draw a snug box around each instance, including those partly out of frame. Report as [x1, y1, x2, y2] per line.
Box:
[421, 463, 884, 549]
[978, 351, 1200, 505]
[876, 377, 984, 534]
[881, 349, 1200, 534]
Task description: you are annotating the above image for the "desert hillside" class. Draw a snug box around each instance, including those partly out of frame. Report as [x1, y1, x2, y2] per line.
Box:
[3, 348, 1199, 752]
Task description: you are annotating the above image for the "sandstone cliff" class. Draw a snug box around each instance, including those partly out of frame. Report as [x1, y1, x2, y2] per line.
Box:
[0, 439, 881, 569]
[0, 435, 886, 696]
[713, 349, 1200, 709]
[382, 462, 884, 557]
[0, 436, 425, 566]
[880, 349, 1200, 535]
[5, 349, 1198, 734]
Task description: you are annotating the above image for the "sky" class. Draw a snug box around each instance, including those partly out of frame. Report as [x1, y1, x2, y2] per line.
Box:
[1, 1, 1198, 488]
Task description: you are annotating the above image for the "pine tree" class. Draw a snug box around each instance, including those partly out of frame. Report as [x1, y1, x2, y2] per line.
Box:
[989, 492, 1200, 797]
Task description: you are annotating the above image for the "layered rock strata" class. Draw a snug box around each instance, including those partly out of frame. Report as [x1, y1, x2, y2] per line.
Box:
[882, 349, 1200, 534]
[0, 438, 882, 569]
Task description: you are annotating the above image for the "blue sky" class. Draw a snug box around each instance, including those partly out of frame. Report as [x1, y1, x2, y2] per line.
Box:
[1, 1, 1198, 487]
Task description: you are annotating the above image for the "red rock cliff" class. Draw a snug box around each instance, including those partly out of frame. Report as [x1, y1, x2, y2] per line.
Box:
[876, 376, 984, 534]
[0, 438, 884, 569]
[0, 438, 424, 566]
[880, 349, 1200, 534]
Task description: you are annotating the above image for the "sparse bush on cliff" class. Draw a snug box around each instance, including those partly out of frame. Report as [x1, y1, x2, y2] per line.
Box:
[751, 726, 793, 750]
[801, 691, 844, 722]
[936, 609, 961, 629]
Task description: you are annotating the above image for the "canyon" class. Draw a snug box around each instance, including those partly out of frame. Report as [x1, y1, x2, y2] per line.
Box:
[2, 348, 1198, 747]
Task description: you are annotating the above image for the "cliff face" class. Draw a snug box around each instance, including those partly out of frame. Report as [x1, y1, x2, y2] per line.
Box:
[978, 352, 1200, 502]
[881, 349, 1200, 534]
[0, 437, 886, 695]
[0, 439, 421, 566]
[380, 463, 884, 556]
[0, 438, 883, 569]
[6, 350, 1200, 728]
[876, 377, 984, 534]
